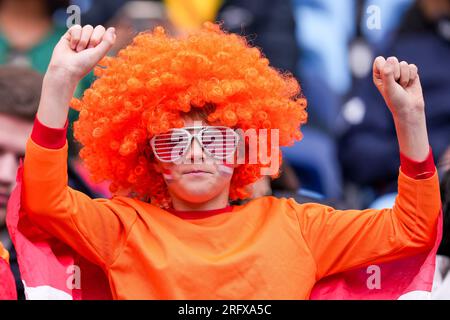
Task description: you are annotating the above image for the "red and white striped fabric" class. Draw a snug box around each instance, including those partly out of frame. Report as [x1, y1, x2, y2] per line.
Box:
[6, 165, 111, 300]
[6, 164, 442, 300]
[311, 212, 442, 299]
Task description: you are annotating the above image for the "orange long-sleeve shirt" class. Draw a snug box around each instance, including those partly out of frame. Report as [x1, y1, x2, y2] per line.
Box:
[21, 138, 441, 299]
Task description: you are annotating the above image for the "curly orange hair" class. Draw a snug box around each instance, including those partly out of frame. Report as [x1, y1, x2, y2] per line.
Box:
[71, 22, 307, 207]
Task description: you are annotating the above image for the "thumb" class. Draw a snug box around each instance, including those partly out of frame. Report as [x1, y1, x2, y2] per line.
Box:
[372, 56, 385, 86]
[87, 27, 116, 62]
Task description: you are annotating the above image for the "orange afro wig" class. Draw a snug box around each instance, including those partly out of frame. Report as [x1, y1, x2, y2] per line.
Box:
[71, 22, 307, 207]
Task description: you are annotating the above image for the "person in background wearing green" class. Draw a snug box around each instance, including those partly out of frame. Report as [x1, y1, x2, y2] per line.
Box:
[0, 0, 93, 156]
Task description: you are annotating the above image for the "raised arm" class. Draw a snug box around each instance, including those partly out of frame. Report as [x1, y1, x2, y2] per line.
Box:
[22, 25, 137, 267]
[292, 57, 441, 279]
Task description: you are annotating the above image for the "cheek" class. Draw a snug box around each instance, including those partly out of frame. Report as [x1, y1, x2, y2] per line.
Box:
[161, 167, 175, 183]
[216, 164, 234, 177]
[158, 163, 184, 184]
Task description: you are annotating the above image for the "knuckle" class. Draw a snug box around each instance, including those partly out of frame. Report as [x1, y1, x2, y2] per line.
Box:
[382, 67, 391, 76]
[70, 24, 82, 30]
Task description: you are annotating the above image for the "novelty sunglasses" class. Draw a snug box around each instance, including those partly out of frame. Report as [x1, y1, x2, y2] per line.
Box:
[150, 126, 240, 163]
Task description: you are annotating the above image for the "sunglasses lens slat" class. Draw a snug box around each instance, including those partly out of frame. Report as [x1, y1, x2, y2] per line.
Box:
[153, 129, 190, 162]
[200, 127, 238, 159]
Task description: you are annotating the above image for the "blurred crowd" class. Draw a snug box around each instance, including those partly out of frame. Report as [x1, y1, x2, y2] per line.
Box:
[0, 0, 449, 299]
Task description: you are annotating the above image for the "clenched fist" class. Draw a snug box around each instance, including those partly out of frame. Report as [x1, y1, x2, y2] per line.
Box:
[37, 25, 116, 129]
[372, 56, 430, 162]
[373, 56, 425, 119]
[48, 25, 116, 82]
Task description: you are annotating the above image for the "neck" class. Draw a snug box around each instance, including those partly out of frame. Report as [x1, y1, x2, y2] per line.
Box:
[169, 188, 230, 212]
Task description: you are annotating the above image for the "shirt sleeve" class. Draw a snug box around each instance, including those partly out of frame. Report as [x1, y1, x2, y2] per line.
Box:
[399, 147, 436, 180]
[22, 137, 137, 268]
[289, 167, 441, 280]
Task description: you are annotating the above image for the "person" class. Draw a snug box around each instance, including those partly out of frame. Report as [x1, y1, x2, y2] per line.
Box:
[20, 22, 440, 299]
[0, 66, 43, 299]
[0, 0, 68, 71]
[0, 64, 104, 299]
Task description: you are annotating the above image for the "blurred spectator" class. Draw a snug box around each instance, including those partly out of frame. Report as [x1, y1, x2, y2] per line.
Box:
[0, 66, 42, 299]
[361, 0, 414, 49]
[339, 0, 450, 200]
[0, 0, 93, 156]
[107, 0, 175, 56]
[0, 65, 104, 299]
[277, 0, 415, 201]
[291, 0, 413, 130]
[291, 0, 353, 130]
[218, 0, 299, 75]
[0, 0, 70, 78]
[281, 127, 344, 200]
[158, 0, 299, 73]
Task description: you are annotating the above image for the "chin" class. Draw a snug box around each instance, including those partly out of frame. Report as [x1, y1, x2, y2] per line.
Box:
[180, 190, 217, 203]
[174, 184, 219, 203]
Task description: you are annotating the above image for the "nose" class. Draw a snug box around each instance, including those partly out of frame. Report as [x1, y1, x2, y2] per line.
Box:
[0, 152, 18, 186]
[184, 137, 205, 164]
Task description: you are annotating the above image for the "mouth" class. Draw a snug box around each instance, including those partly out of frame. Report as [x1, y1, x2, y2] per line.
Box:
[182, 169, 213, 176]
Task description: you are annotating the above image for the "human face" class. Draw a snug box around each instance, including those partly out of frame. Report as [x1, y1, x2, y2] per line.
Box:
[153, 118, 238, 207]
[0, 113, 32, 228]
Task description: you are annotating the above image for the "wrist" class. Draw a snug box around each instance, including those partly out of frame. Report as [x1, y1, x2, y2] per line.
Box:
[45, 64, 80, 88]
[393, 109, 430, 162]
[393, 108, 426, 127]
[37, 67, 78, 129]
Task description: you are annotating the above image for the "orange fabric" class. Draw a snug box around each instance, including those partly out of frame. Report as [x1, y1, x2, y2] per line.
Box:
[21, 138, 441, 299]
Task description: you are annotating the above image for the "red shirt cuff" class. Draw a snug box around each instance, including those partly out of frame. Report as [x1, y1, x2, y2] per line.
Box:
[31, 116, 68, 149]
[400, 146, 436, 180]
